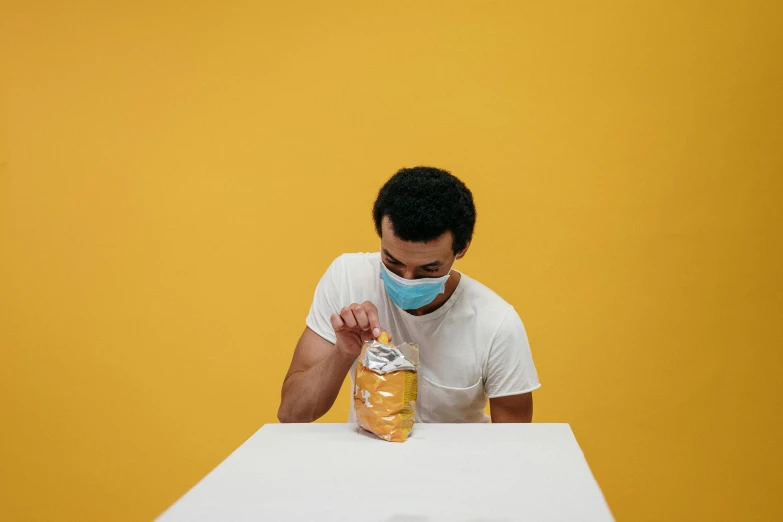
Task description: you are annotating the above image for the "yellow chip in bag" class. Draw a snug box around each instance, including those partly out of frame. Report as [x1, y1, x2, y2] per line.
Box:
[354, 335, 419, 442]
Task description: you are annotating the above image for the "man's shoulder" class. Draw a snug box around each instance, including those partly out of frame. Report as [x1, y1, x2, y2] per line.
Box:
[332, 252, 380, 273]
[336, 251, 380, 263]
[325, 253, 381, 295]
[458, 273, 514, 314]
[455, 275, 528, 345]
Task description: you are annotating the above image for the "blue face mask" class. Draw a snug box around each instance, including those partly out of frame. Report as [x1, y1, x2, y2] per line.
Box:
[380, 258, 454, 310]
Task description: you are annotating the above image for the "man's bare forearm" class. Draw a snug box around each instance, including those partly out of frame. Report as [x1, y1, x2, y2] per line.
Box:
[278, 348, 356, 423]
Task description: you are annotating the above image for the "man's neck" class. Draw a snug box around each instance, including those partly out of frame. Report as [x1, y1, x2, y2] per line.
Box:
[405, 271, 462, 317]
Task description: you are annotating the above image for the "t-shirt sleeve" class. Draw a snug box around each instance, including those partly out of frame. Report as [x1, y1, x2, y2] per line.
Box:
[485, 307, 541, 398]
[305, 255, 345, 344]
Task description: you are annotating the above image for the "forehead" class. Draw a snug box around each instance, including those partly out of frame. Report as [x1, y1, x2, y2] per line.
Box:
[380, 217, 453, 262]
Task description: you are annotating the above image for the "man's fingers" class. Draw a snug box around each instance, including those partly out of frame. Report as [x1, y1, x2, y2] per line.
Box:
[334, 302, 388, 340]
[351, 304, 371, 331]
[362, 301, 382, 337]
[330, 313, 345, 332]
[340, 307, 358, 329]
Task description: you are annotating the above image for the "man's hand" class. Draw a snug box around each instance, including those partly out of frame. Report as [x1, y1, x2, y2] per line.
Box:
[278, 302, 390, 423]
[329, 302, 391, 360]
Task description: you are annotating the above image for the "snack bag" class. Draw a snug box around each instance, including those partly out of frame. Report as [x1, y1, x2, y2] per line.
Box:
[354, 332, 419, 442]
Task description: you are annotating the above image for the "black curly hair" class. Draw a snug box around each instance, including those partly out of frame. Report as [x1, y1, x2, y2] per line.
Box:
[373, 166, 476, 255]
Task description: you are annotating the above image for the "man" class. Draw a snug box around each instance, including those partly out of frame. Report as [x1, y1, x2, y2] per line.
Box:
[278, 166, 540, 424]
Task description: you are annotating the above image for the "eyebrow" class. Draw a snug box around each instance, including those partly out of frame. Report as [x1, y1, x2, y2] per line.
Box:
[383, 249, 443, 269]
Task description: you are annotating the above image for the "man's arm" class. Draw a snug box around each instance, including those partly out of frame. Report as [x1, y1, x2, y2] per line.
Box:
[489, 392, 533, 423]
[485, 308, 540, 422]
[277, 327, 355, 423]
[278, 302, 387, 423]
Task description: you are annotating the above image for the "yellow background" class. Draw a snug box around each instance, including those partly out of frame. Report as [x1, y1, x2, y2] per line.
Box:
[1, 1, 781, 520]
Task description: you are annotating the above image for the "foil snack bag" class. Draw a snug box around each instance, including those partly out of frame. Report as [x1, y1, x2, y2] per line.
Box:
[354, 333, 419, 442]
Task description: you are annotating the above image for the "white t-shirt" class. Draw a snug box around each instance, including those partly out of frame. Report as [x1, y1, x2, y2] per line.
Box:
[306, 252, 541, 423]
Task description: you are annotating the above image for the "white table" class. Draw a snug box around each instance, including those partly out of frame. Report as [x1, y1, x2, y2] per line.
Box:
[157, 423, 613, 521]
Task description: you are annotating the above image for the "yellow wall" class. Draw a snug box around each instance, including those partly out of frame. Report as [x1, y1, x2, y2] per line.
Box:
[1, 1, 781, 520]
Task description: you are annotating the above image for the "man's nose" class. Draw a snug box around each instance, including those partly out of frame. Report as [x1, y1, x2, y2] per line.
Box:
[402, 268, 417, 280]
